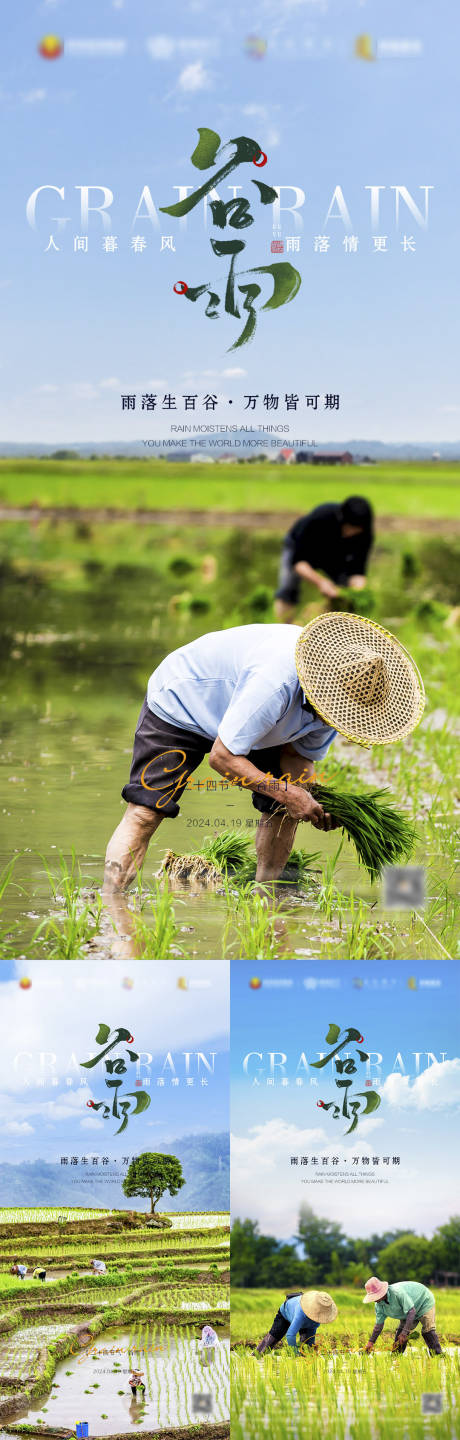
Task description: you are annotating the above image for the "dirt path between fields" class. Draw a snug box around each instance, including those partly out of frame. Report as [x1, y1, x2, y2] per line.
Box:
[0, 506, 459, 533]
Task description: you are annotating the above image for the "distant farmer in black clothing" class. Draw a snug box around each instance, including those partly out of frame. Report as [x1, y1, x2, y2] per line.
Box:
[275, 497, 374, 621]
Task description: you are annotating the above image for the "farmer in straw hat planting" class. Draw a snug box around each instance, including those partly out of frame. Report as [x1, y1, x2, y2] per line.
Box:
[256, 1289, 338, 1356]
[363, 1276, 442, 1355]
[104, 614, 424, 891]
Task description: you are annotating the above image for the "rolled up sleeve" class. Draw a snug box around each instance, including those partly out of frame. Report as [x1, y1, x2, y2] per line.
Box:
[292, 719, 337, 762]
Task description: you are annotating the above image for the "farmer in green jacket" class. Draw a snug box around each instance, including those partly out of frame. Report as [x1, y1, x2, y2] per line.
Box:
[363, 1276, 442, 1354]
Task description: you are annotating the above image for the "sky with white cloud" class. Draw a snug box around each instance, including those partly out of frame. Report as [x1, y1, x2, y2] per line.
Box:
[0, 960, 229, 1161]
[231, 961, 460, 1239]
[0, 0, 459, 442]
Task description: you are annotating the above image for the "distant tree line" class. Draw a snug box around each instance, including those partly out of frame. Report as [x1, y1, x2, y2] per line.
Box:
[231, 1207, 460, 1289]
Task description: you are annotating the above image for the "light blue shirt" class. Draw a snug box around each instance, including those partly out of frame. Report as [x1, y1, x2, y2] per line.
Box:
[280, 1296, 319, 1351]
[147, 625, 336, 760]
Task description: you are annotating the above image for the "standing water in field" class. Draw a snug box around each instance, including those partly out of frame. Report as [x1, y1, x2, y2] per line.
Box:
[16, 1326, 230, 1434]
[1, 520, 458, 959]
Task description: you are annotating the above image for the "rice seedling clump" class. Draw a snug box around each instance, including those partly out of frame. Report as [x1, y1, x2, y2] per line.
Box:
[309, 784, 416, 882]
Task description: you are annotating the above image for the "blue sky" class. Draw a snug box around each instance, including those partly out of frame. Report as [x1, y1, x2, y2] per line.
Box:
[0, 960, 229, 1161]
[1, 0, 459, 443]
[231, 961, 460, 1237]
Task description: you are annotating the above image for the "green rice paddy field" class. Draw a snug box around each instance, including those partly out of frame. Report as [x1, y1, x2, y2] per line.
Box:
[231, 1288, 460, 1439]
[0, 459, 459, 960]
[0, 1208, 230, 1436]
[0, 457, 459, 518]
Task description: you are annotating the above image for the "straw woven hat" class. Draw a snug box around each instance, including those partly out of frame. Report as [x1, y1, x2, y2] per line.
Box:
[300, 1290, 338, 1323]
[295, 613, 425, 747]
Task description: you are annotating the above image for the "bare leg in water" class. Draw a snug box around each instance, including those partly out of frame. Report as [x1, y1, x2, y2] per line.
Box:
[255, 750, 314, 884]
[104, 753, 317, 895]
[103, 803, 164, 893]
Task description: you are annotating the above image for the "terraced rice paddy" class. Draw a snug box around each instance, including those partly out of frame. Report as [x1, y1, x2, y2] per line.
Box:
[17, 1324, 230, 1434]
[0, 1210, 111, 1224]
[0, 1208, 229, 1435]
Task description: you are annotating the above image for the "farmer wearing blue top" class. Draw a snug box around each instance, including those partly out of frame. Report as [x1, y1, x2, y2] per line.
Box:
[363, 1276, 442, 1354]
[104, 613, 424, 891]
[257, 1289, 338, 1356]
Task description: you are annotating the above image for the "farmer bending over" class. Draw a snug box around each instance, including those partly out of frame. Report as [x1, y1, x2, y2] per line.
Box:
[199, 1324, 220, 1365]
[104, 614, 424, 891]
[129, 1369, 146, 1397]
[275, 496, 374, 621]
[257, 1289, 337, 1356]
[32, 1267, 46, 1282]
[363, 1276, 442, 1355]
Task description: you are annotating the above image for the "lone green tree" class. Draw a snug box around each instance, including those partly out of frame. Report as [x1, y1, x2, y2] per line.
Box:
[122, 1152, 185, 1214]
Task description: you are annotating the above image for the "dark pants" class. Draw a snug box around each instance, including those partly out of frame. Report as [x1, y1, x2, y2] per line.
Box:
[270, 1303, 311, 1348]
[122, 701, 291, 818]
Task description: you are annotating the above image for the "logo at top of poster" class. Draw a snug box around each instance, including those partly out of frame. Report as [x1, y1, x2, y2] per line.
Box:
[312, 1023, 381, 1135]
[79, 1023, 150, 1135]
[38, 35, 63, 59]
[160, 127, 301, 350]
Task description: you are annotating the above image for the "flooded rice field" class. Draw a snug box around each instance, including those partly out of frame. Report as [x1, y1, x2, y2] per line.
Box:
[1, 520, 458, 959]
[12, 1325, 230, 1434]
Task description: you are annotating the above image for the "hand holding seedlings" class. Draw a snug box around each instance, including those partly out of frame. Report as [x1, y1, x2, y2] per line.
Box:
[105, 613, 424, 890]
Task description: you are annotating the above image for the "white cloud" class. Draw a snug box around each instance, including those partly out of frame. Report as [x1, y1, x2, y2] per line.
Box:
[222, 367, 247, 378]
[243, 103, 269, 119]
[21, 90, 47, 105]
[99, 377, 121, 391]
[72, 383, 99, 401]
[232, 1117, 400, 1239]
[147, 35, 175, 60]
[232, 1118, 325, 1177]
[177, 61, 211, 92]
[381, 1059, 460, 1111]
[1, 1121, 34, 1136]
[0, 1086, 96, 1126]
[355, 1116, 384, 1136]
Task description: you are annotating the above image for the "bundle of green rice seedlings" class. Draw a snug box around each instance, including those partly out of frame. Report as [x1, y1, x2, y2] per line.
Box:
[308, 784, 416, 882]
[202, 830, 253, 874]
[203, 831, 321, 887]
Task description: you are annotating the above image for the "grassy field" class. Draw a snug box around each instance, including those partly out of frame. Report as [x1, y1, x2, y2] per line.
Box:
[230, 1287, 460, 1346]
[0, 457, 459, 518]
[231, 1288, 460, 1439]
